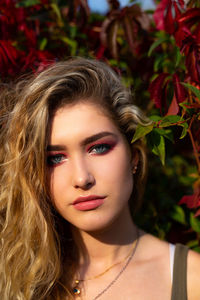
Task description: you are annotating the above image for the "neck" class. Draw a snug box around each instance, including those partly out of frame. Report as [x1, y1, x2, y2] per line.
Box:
[71, 207, 138, 269]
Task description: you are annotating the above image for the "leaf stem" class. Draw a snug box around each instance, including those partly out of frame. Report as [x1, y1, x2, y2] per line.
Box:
[188, 88, 194, 104]
[188, 115, 200, 175]
[156, 118, 190, 128]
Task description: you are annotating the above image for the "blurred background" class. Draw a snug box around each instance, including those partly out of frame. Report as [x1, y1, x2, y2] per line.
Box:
[89, 0, 155, 13]
[0, 0, 200, 250]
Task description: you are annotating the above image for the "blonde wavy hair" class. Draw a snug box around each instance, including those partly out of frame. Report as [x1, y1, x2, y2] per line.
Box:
[0, 58, 151, 299]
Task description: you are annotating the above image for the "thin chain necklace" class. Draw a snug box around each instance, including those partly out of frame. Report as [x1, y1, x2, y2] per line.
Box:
[73, 230, 139, 299]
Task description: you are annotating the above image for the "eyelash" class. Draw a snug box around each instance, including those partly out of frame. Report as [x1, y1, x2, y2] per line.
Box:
[47, 143, 114, 166]
[47, 154, 67, 166]
[88, 143, 113, 155]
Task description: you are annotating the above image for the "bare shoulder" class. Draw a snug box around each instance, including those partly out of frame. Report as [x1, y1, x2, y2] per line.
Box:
[137, 231, 200, 299]
[187, 249, 200, 300]
[138, 231, 169, 249]
[137, 231, 170, 260]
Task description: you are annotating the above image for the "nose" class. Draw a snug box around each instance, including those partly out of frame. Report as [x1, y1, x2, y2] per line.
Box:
[71, 157, 95, 190]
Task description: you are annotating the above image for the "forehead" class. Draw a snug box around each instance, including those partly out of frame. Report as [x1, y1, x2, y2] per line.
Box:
[49, 102, 121, 142]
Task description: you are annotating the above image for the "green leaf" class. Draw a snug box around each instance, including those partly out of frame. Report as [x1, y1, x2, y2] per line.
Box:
[60, 37, 77, 56]
[160, 115, 182, 127]
[181, 83, 200, 100]
[154, 54, 166, 72]
[147, 130, 166, 165]
[192, 246, 200, 253]
[187, 239, 199, 248]
[174, 46, 182, 67]
[170, 205, 186, 225]
[152, 135, 165, 165]
[190, 213, 200, 233]
[148, 37, 169, 57]
[51, 3, 63, 26]
[39, 38, 47, 51]
[179, 126, 187, 139]
[16, 0, 40, 6]
[69, 25, 77, 39]
[149, 115, 162, 122]
[131, 124, 154, 143]
[179, 101, 191, 112]
[178, 123, 188, 139]
[154, 128, 173, 142]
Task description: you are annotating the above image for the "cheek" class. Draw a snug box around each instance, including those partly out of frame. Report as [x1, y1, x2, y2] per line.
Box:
[107, 150, 134, 201]
[95, 149, 133, 186]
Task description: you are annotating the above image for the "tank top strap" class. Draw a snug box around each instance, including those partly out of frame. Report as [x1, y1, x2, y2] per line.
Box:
[171, 243, 189, 300]
[169, 243, 175, 283]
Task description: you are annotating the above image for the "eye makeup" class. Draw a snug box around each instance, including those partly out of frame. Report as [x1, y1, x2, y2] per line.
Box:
[47, 137, 117, 166]
[46, 152, 67, 166]
[87, 140, 117, 155]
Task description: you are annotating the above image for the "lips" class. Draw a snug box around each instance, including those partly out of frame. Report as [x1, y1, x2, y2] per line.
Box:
[73, 195, 105, 211]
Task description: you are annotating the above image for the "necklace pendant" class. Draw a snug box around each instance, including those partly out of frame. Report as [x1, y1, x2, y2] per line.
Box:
[73, 287, 81, 295]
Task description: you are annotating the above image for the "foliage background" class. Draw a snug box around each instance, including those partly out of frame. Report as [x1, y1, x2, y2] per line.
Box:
[1, 0, 200, 250]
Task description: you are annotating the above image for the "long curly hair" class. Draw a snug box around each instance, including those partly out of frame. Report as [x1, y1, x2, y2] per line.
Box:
[0, 58, 151, 299]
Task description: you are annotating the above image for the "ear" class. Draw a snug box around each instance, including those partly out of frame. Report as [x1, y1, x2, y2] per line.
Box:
[131, 147, 140, 174]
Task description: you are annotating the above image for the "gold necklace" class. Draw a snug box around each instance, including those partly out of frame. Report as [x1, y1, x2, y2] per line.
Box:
[72, 238, 138, 296]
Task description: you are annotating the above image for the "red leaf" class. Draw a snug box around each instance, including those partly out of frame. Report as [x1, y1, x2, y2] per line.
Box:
[40, 0, 49, 3]
[194, 23, 200, 43]
[173, 73, 187, 103]
[22, 49, 54, 72]
[0, 40, 22, 75]
[154, 0, 184, 34]
[123, 4, 142, 19]
[108, 20, 119, 59]
[149, 73, 169, 109]
[186, 47, 200, 83]
[179, 194, 200, 209]
[178, 8, 200, 27]
[194, 209, 200, 217]
[108, 0, 120, 10]
[179, 188, 200, 209]
[184, 104, 200, 109]
[96, 45, 106, 59]
[24, 26, 37, 47]
[174, 26, 192, 48]
[164, 2, 175, 35]
[100, 15, 116, 47]
[166, 93, 179, 115]
[123, 16, 137, 56]
[177, 0, 185, 7]
[173, 1, 182, 20]
[153, 0, 169, 31]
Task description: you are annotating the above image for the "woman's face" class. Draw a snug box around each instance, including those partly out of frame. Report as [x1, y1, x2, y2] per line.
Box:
[47, 102, 135, 232]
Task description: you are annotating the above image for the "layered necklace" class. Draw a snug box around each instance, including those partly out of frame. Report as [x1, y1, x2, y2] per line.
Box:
[72, 233, 139, 300]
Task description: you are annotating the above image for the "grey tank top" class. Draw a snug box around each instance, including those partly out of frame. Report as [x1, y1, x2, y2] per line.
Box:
[171, 244, 189, 300]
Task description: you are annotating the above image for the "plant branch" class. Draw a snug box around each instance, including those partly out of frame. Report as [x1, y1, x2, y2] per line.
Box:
[156, 117, 190, 128]
[188, 115, 200, 175]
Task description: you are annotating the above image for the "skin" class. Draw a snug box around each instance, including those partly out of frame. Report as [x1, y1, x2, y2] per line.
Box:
[47, 101, 200, 300]
[48, 101, 135, 234]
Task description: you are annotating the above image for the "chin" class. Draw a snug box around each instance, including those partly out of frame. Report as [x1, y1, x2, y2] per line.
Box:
[73, 221, 109, 233]
[74, 212, 123, 234]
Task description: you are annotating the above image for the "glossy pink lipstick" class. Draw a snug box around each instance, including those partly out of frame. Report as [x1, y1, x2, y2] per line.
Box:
[73, 195, 105, 211]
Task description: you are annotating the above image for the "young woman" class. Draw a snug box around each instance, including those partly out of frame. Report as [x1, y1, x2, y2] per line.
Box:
[0, 58, 200, 300]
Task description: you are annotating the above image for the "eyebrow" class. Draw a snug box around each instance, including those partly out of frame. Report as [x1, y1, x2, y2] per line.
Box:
[47, 131, 117, 151]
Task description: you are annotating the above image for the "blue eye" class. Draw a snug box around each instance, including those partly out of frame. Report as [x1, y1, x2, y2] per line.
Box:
[47, 154, 66, 166]
[89, 144, 112, 155]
